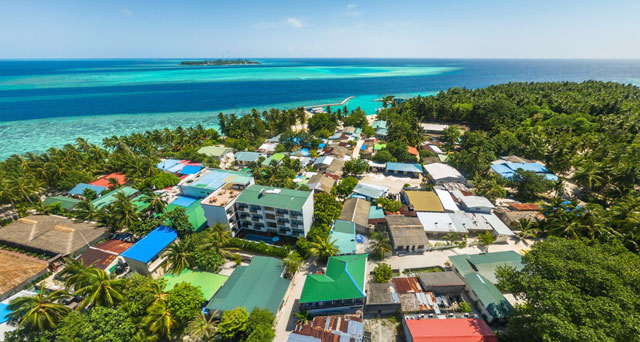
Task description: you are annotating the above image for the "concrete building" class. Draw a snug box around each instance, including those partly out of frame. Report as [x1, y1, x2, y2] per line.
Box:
[386, 162, 423, 177]
[339, 197, 372, 234]
[401, 190, 445, 212]
[386, 215, 429, 254]
[423, 163, 465, 185]
[197, 145, 233, 160]
[459, 196, 495, 214]
[121, 226, 178, 275]
[417, 272, 466, 295]
[235, 185, 314, 238]
[234, 151, 262, 166]
[403, 318, 497, 342]
[365, 282, 402, 315]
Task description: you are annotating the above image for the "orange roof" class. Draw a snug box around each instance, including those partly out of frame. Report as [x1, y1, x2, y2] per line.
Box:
[408, 146, 419, 156]
[90, 173, 127, 188]
[94, 239, 134, 254]
[508, 203, 541, 211]
[392, 277, 423, 293]
[405, 318, 497, 342]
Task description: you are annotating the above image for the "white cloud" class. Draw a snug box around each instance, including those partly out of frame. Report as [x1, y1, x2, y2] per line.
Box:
[286, 17, 304, 28]
[347, 4, 358, 10]
[345, 4, 361, 17]
[121, 8, 134, 16]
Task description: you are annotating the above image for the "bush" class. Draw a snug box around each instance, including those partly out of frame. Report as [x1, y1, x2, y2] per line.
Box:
[459, 302, 472, 313]
[225, 238, 290, 258]
[296, 238, 311, 259]
[374, 263, 393, 283]
[143, 172, 180, 190]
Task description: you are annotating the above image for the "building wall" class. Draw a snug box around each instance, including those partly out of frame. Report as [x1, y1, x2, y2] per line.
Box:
[301, 193, 314, 237]
[202, 200, 235, 230]
[181, 185, 215, 198]
[364, 302, 401, 315]
[124, 257, 152, 276]
[234, 192, 313, 238]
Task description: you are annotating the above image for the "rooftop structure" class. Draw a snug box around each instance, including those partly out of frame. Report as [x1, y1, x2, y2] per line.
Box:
[490, 161, 558, 181]
[162, 269, 228, 301]
[180, 168, 253, 198]
[262, 152, 287, 166]
[424, 163, 465, 184]
[0, 215, 108, 256]
[121, 226, 177, 264]
[69, 183, 107, 196]
[420, 123, 449, 133]
[407, 146, 419, 156]
[402, 191, 445, 212]
[307, 173, 336, 193]
[428, 144, 444, 154]
[89, 173, 127, 188]
[374, 143, 386, 151]
[156, 159, 201, 174]
[164, 200, 208, 231]
[386, 162, 423, 174]
[300, 254, 368, 304]
[43, 196, 82, 211]
[404, 318, 497, 342]
[329, 220, 357, 255]
[339, 197, 371, 231]
[434, 188, 459, 212]
[206, 256, 290, 315]
[416, 212, 463, 234]
[508, 202, 541, 211]
[91, 187, 139, 209]
[0, 251, 48, 300]
[371, 120, 387, 129]
[236, 185, 311, 211]
[234, 151, 262, 163]
[325, 158, 345, 176]
[387, 220, 429, 254]
[78, 239, 134, 271]
[197, 145, 233, 159]
[352, 182, 389, 201]
[289, 314, 364, 342]
[459, 196, 495, 213]
[417, 271, 466, 293]
[258, 142, 278, 154]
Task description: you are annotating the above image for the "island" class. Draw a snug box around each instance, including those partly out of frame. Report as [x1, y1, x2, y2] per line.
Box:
[180, 59, 260, 66]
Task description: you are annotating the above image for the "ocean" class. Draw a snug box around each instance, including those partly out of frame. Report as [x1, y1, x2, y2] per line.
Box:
[1, 58, 640, 159]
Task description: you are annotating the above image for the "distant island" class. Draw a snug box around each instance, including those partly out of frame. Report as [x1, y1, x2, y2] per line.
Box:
[180, 59, 260, 66]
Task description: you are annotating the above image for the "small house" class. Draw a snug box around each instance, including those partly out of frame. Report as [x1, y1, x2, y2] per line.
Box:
[121, 226, 178, 275]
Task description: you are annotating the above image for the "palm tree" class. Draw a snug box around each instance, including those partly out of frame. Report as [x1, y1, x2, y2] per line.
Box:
[283, 252, 303, 278]
[476, 231, 496, 252]
[165, 237, 194, 275]
[107, 177, 121, 190]
[511, 219, 539, 241]
[370, 232, 392, 260]
[111, 191, 139, 228]
[7, 283, 71, 330]
[73, 268, 126, 309]
[186, 312, 217, 341]
[309, 234, 339, 262]
[60, 258, 94, 289]
[143, 301, 177, 340]
[143, 191, 167, 214]
[198, 223, 231, 251]
[144, 278, 168, 306]
[295, 310, 311, 326]
[74, 200, 100, 222]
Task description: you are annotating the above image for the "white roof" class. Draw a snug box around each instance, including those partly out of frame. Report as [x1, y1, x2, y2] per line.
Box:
[428, 145, 444, 154]
[313, 156, 334, 166]
[480, 213, 515, 236]
[449, 212, 492, 231]
[368, 160, 386, 168]
[423, 163, 464, 181]
[258, 142, 277, 152]
[416, 212, 466, 233]
[434, 189, 459, 212]
[460, 196, 495, 209]
[421, 123, 449, 132]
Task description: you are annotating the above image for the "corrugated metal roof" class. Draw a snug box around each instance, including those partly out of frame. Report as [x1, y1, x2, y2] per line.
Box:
[434, 189, 459, 212]
[121, 226, 177, 263]
[386, 162, 423, 173]
[423, 163, 464, 181]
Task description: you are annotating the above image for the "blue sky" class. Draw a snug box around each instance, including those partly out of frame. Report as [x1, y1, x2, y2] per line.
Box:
[1, 0, 639, 58]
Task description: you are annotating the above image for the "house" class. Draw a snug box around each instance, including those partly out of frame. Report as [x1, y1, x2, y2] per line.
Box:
[392, 277, 434, 313]
[352, 182, 389, 201]
[163, 270, 228, 302]
[0, 215, 108, 256]
[0, 250, 48, 301]
[459, 196, 495, 214]
[368, 204, 387, 230]
[449, 251, 523, 322]
[420, 123, 449, 134]
[68, 183, 107, 196]
[403, 318, 497, 342]
[91, 187, 139, 210]
[288, 314, 364, 342]
[423, 163, 465, 184]
[490, 161, 558, 181]
[197, 145, 233, 160]
[407, 146, 419, 157]
[416, 212, 468, 235]
[300, 254, 368, 314]
[401, 190, 445, 212]
[306, 173, 336, 194]
[417, 272, 466, 295]
[496, 209, 543, 227]
[386, 216, 429, 254]
[339, 197, 371, 234]
[329, 220, 357, 255]
[89, 172, 127, 188]
[326, 158, 345, 177]
[235, 185, 314, 238]
[234, 151, 262, 166]
[121, 226, 178, 275]
[365, 282, 402, 315]
[312, 155, 334, 170]
[196, 170, 255, 231]
[206, 256, 290, 315]
[257, 142, 278, 154]
[434, 188, 459, 212]
[78, 239, 134, 274]
[371, 120, 387, 130]
[262, 152, 286, 167]
[427, 144, 444, 155]
[386, 162, 423, 177]
[43, 196, 82, 211]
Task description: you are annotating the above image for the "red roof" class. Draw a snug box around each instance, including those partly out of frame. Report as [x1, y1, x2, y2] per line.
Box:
[405, 319, 497, 342]
[94, 239, 134, 254]
[408, 146, 419, 156]
[90, 173, 127, 188]
[508, 203, 541, 211]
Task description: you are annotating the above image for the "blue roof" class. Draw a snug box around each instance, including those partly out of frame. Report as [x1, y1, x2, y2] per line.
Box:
[506, 162, 548, 173]
[318, 143, 326, 148]
[179, 165, 202, 175]
[0, 303, 10, 324]
[69, 183, 107, 196]
[386, 162, 423, 173]
[156, 159, 182, 171]
[492, 162, 556, 181]
[543, 173, 559, 181]
[171, 196, 198, 208]
[121, 226, 178, 263]
[369, 205, 385, 219]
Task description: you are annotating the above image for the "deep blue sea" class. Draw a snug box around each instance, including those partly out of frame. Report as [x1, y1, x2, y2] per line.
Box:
[1, 58, 639, 159]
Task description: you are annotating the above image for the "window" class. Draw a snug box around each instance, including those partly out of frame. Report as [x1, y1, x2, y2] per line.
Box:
[267, 222, 277, 228]
[266, 213, 275, 220]
[264, 206, 274, 211]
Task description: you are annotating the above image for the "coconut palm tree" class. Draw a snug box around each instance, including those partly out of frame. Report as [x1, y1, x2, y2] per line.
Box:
[73, 268, 126, 309]
[511, 219, 539, 240]
[295, 310, 311, 326]
[144, 278, 168, 306]
[7, 283, 71, 330]
[369, 232, 392, 260]
[143, 191, 167, 214]
[309, 234, 339, 262]
[74, 200, 100, 222]
[111, 191, 139, 228]
[143, 301, 177, 340]
[107, 177, 121, 190]
[165, 237, 194, 275]
[198, 223, 231, 251]
[186, 312, 217, 341]
[59, 258, 94, 289]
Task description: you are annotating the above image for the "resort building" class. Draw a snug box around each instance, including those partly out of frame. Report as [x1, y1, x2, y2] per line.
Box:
[78, 239, 133, 274]
[234, 185, 314, 238]
[234, 151, 262, 166]
[423, 163, 466, 184]
[162, 270, 228, 302]
[339, 197, 372, 234]
[195, 169, 255, 231]
[403, 318, 497, 342]
[459, 196, 495, 214]
[386, 215, 429, 254]
[180, 168, 253, 198]
[329, 220, 357, 255]
[288, 314, 364, 342]
[299, 254, 368, 314]
[449, 251, 523, 322]
[352, 182, 389, 201]
[0, 215, 108, 256]
[206, 256, 290, 315]
[401, 190, 445, 212]
[0, 250, 48, 301]
[121, 226, 178, 276]
[386, 162, 423, 177]
[197, 145, 233, 161]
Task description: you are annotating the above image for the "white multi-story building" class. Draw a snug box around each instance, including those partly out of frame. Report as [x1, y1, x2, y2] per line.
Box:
[233, 185, 314, 238]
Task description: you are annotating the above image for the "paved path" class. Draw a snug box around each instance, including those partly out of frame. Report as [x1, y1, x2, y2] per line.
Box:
[352, 139, 364, 159]
[274, 261, 320, 341]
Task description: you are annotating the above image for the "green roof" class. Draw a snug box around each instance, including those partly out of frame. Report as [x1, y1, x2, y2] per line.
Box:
[162, 269, 228, 300]
[236, 185, 311, 211]
[197, 145, 232, 157]
[300, 254, 368, 303]
[131, 195, 150, 213]
[261, 152, 286, 166]
[466, 251, 523, 283]
[206, 256, 290, 314]
[164, 200, 207, 231]
[463, 273, 513, 319]
[371, 120, 387, 129]
[91, 187, 139, 209]
[330, 220, 356, 255]
[368, 205, 385, 219]
[43, 196, 81, 210]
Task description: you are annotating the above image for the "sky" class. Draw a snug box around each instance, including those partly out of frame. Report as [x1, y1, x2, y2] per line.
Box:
[1, 0, 639, 59]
